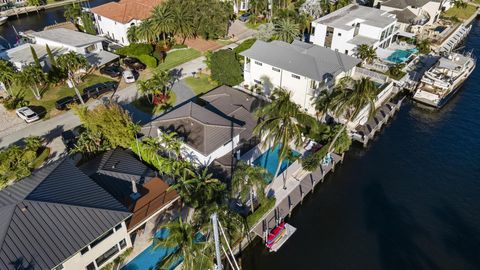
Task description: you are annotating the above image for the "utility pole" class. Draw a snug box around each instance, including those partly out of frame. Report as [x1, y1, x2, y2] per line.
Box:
[211, 213, 223, 270]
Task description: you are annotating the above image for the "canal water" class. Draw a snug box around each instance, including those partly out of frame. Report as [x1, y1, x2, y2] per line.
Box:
[0, 0, 110, 48]
[243, 20, 480, 270]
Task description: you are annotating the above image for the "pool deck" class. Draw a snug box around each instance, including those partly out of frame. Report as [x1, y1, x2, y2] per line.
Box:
[250, 152, 343, 239]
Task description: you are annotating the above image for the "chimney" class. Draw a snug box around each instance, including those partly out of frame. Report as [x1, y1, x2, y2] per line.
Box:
[130, 178, 140, 201]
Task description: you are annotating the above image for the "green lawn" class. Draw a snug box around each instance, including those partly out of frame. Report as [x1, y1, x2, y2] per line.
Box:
[157, 49, 202, 71]
[443, 4, 478, 21]
[183, 74, 219, 96]
[17, 74, 113, 118]
[132, 92, 177, 115]
[247, 197, 276, 227]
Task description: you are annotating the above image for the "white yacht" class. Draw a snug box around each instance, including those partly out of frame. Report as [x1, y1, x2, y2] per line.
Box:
[413, 52, 476, 108]
[0, 16, 7, 26]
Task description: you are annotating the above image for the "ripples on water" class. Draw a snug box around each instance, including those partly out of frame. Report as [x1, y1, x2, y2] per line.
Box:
[243, 20, 480, 270]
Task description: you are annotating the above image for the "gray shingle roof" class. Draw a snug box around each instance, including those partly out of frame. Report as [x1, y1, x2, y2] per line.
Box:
[389, 8, 418, 24]
[314, 4, 397, 30]
[29, 28, 106, 48]
[240, 40, 361, 82]
[0, 159, 130, 270]
[142, 101, 245, 156]
[382, 0, 440, 9]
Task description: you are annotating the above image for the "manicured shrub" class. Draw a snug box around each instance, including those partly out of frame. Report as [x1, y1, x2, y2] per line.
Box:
[233, 38, 256, 54]
[210, 49, 243, 86]
[137, 54, 158, 68]
[115, 43, 153, 57]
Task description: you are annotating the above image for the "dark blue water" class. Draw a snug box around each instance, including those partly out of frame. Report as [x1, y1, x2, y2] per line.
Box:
[0, 0, 110, 48]
[243, 19, 480, 270]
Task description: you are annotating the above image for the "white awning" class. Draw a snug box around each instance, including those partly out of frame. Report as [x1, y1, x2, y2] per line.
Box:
[396, 31, 416, 39]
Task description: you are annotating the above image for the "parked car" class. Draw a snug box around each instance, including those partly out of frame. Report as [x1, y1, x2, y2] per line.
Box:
[55, 94, 89, 110]
[239, 13, 251, 22]
[61, 126, 85, 150]
[123, 57, 146, 71]
[83, 81, 117, 98]
[122, 70, 136, 83]
[100, 65, 123, 78]
[15, 107, 39, 123]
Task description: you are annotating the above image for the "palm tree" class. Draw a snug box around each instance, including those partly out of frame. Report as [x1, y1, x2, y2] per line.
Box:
[357, 44, 377, 64]
[326, 77, 378, 153]
[453, 0, 468, 9]
[254, 88, 317, 189]
[150, 70, 172, 95]
[15, 65, 45, 100]
[126, 25, 138, 43]
[0, 60, 16, 96]
[274, 18, 300, 43]
[136, 79, 155, 104]
[137, 19, 157, 44]
[417, 39, 431, 54]
[151, 4, 175, 44]
[232, 161, 270, 213]
[64, 3, 81, 23]
[56, 52, 89, 104]
[170, 3, 195, 44]
[312, 89, 335, 121]
[154, 218, 213, 270]
[158, 131, 181, 159]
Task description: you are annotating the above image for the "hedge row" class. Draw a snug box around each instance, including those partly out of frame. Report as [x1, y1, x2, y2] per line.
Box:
[116, 44, 158, 68]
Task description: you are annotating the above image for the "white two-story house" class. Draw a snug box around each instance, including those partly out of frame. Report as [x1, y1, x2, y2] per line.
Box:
[310, 4, 398, 56]
[240, 40, 361, 115]
[91, 0, 164, 45]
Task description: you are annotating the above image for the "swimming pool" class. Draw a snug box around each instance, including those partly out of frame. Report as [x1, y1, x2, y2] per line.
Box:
[122, 230, 179, 270]
[253, 145, 300, 183]
[385, 48, 418, 63]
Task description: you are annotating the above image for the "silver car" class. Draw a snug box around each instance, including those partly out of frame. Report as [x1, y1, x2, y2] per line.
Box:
[15, 107, 40, 123]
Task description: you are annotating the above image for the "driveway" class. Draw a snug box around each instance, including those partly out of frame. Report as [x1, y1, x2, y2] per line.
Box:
[172, 80, 195, 106]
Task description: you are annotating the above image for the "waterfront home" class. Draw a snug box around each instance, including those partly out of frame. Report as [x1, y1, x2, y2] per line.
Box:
[378, 0, 453, 34]
[141, 85, 261, 167]
[240, 40, 361, 115]
[0, 158, 132, 270]
[0, 28, 119, 70]
[91, 0, 164, 45]
[310, 4, 397, 56]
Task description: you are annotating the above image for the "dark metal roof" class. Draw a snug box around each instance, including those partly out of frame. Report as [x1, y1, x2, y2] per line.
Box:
[96, 148, 156, 183]
[0, 158, 130, 270]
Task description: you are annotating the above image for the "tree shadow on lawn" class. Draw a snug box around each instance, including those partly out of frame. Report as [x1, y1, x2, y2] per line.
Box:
[364, 182, 440, 270]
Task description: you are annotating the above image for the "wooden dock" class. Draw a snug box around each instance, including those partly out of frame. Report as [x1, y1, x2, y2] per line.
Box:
[250, 153, 343, 240]
[351, 97, 405, 147]
[0, 0, 87, 18]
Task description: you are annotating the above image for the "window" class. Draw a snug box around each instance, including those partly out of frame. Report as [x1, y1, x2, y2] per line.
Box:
[272, 67, 280, 72]
[90, 229, 114, 248]
[345, 50, 348, 54]
[85, 44, 96, 53]
[86, 263, 95, 270]
[81, 246, 89, 255]
[115, 223, 122, 232]
[338, 33, 342, 36]
[97, 15, 101, 21]
[95, 245, 120, 267]
[254, 61, 262, 66]
[311, 26, 315, 35]
[291, 74, 300, 79]
[119, 239, 127, 249]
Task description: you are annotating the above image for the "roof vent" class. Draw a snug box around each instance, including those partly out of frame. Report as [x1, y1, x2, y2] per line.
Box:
[21, 206, 28, 212]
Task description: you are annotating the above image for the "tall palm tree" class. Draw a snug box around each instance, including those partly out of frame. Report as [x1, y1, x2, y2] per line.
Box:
[158, 131, 181, 159]
[312, 89, 335, 121]
[126, 25, 138, 43]
[56, 52, 89, 104]
[254, 88, 317, 189]
[15, 65, 45, 100]
[154, 218, 213, 270]
[274, 18, 300, 43]
[137, 19, 157, 44]
[170, 3, 195, 44]
[0, 60, 16, 96]
[151, 4, 175, 44]
[64, 3, 81, 23]
[326, 77, 378, 153]
[232, 161, 270, 213]
[150, 70, 172, 95]
[357, 44, 377, 64]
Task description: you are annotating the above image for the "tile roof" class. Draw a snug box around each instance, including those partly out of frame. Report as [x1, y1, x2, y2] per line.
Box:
[241, 40, 361, 82]
[0, 159, 130, 270]
[91, 0, 165, 24]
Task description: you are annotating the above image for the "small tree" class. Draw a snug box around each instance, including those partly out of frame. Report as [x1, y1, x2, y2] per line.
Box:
[232, 161, 270, 213]
[357, 44, 377, 64]
[80, 12, 96, 35]
[30, 46, 41, 69]
[64, 3, 81, 23]
[56, 52, 89, 104]
[45, 44, 56, 67]
[210, 49, 243, 86]
[15, 65, 45, 100]
[255, 22, 275, 41]
[0, 60, 16, 96]
[417, 39, 431, 54]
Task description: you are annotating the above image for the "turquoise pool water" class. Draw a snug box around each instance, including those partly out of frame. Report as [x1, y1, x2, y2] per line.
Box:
[385, 48, 418, 63]
[253, 145, 300, 183]
[122, 230, 178, 270]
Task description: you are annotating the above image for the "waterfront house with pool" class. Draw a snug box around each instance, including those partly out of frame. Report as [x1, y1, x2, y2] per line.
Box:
[240, 40, 361, 116]
[309, 4, 397, 56]
[141, 85, 262, 168]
